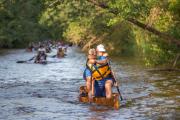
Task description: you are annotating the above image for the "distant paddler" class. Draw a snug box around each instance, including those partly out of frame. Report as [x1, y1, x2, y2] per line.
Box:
[34, 45, 47, 64]
[57, 46, 65, 58]
[45, 45, 52, 53]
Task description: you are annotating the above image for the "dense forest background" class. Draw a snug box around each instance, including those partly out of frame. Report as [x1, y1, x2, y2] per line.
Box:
[0, 0, 179, 66]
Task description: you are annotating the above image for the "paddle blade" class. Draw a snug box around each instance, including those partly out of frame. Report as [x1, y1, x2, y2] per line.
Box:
[52, 55, 56, 58]
[16, 61, 26, 63]
[28, 57, 35, 61]
[120, 95, 123, 101]
[116, 86, 123, 101]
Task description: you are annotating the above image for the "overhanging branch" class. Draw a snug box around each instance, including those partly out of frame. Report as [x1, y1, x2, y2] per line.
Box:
[87, 0, 180, 46]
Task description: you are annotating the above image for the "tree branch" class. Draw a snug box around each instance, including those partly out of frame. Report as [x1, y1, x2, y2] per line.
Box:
[87, 0, 180, 46]
[48, 0, 63, 7]
[82, 33, 108, 51]
[127, 18, 180, 46]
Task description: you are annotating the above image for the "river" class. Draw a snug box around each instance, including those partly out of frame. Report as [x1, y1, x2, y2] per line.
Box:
[0, 47, 179, 120]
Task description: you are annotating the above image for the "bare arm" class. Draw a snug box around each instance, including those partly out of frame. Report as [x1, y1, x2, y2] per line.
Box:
[95, 58, 108, 64]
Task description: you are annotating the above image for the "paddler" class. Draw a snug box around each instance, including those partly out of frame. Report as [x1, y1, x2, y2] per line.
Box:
[85, 44, 114, 99]
[34, 45, 47, 63]
[83, 48, 96, 98]
[57, 46, 65, 58]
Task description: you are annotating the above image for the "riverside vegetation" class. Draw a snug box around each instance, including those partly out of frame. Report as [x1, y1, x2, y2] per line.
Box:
[0, 0, 179, 67]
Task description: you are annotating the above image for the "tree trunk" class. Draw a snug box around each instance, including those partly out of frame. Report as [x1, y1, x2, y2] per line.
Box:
[82, 37, 97, 51]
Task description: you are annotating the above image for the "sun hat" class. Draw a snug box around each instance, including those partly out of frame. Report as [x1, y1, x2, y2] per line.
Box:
[96, 44, 106, 52]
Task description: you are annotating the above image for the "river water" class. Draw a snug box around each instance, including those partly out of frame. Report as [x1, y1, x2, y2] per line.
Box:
[0, 47, 179, 120]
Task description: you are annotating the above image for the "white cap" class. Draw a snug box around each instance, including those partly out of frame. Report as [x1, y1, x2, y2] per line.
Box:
[96, 44, 106, 52]
[38, 48, 46, 52]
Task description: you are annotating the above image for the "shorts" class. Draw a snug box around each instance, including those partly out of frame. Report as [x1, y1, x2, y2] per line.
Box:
[94, 77, 113, 97]
[83, 68, 91, 80]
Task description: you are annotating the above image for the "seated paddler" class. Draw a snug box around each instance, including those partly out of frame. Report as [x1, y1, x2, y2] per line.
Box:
[34, 45, 47, 63]
[83, 48, 96, 98]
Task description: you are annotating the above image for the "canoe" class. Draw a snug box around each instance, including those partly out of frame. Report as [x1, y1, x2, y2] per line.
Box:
[79, 86, 120, 109]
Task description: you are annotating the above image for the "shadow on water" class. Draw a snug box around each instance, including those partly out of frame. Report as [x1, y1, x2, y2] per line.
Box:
[0, 47, 179, 120]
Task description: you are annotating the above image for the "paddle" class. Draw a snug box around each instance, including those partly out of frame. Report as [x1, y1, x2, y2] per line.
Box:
[28, 56, 35, 61]
[108, 61, 123, 101]
[16, 56, 35, 63]
[49, 55, 56, 58]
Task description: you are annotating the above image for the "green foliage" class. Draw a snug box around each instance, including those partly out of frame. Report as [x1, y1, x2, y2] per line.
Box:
[107, 0, 180, 66]
[168, 0, 180, 17]
[105, 21, 136, 56]
[0, 0, 46, 48]
[63, 21, 87, 45]
[91, 12, 113, 35]
[0, 0, 179, 66]
[108, 0, 158, 18]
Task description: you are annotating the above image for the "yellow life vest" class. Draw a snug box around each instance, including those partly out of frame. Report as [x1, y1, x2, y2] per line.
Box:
[87, 63, 111, 80]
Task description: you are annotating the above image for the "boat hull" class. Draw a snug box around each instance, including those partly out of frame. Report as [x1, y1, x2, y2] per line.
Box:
[79, 86, 120, 109]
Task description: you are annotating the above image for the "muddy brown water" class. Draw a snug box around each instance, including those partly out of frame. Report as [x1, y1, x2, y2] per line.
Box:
[0, 47, 179, 120]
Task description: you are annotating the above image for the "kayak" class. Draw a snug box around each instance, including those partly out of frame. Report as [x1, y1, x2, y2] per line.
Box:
[16, 60, 47, 64]
[16, 56, 61, 64]
[79, 86, 120, 109]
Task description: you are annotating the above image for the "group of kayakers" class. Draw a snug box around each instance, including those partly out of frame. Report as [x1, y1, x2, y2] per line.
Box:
[25, 40, 71, 64]
[26, 40, 56, 52]
[83, 44, 117, 100]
